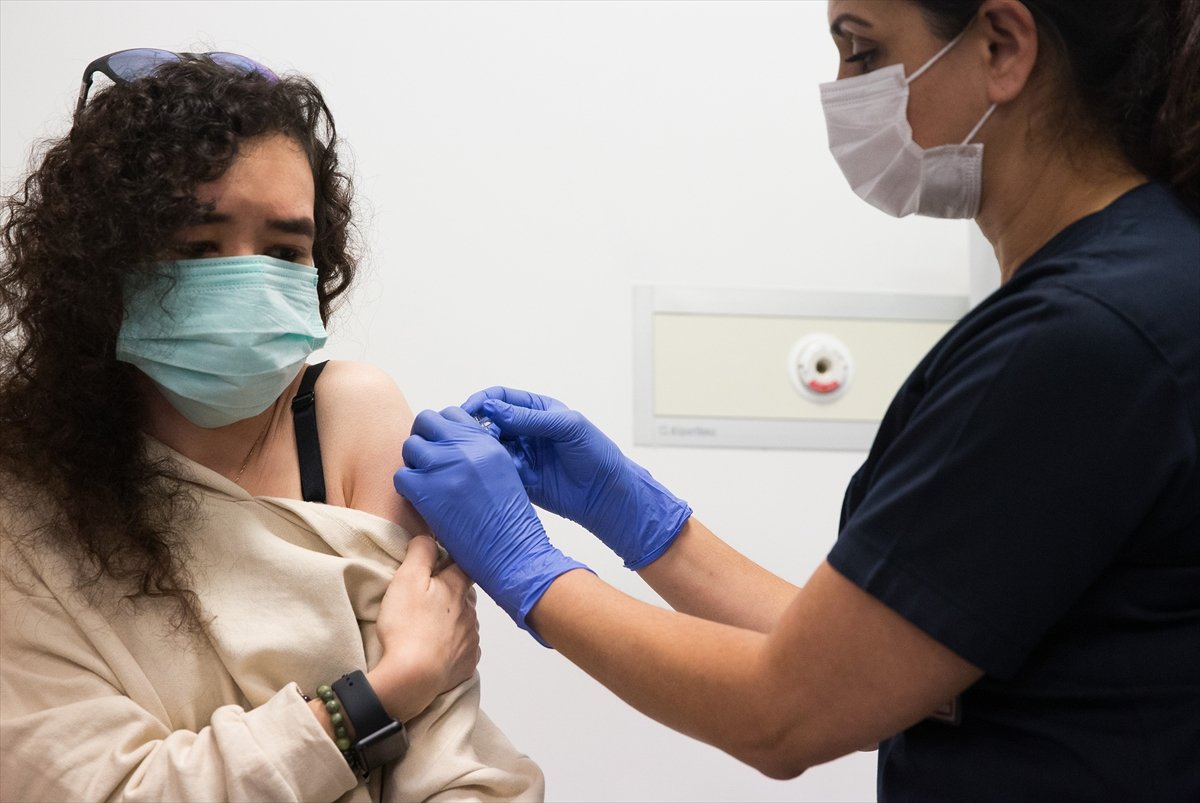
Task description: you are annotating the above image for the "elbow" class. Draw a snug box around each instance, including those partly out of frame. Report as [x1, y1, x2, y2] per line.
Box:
[738, 715, 881, 779]
[728, 714, 815, 780]
[742, 741, 812, 781]
[718, 658, 823, 780]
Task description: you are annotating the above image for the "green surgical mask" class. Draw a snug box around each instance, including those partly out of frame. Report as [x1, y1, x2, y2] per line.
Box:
[116, 255, 328, 428]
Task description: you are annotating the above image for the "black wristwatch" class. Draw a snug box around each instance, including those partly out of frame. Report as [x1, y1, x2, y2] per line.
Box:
[332, 670, 409, 778]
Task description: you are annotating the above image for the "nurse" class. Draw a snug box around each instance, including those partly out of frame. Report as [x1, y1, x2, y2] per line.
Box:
[394, 0, 1200, 798]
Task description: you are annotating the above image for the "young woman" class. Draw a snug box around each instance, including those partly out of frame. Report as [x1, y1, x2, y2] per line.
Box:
[392, 1, 1200, 800]
[1, 51, 542, 801]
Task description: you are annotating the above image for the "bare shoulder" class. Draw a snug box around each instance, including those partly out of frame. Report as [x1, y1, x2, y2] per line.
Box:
[315, 360, 413, 419]
[311, 360, 424, 530]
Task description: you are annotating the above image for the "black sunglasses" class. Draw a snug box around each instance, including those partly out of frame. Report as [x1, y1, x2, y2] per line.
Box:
[75, 48, 279, 119]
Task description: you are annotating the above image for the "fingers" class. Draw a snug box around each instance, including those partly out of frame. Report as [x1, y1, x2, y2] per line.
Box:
[409, 408, 463, 441]
[409, 406, 495, 442]
[435, 559, 471, 595]
[400, 433, 438, 471]
[462, 386, 561, 415]
[481, 400, 577, 440]
[401, 408, 490, 474]
[392, 466, 416, 499]
[438, 406, 476, 426]
[398, 534, 438, 577]
[462, 386, 520, 415]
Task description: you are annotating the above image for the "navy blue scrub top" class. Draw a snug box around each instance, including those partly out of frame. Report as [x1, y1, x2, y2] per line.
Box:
[829, 182, 1200, 802]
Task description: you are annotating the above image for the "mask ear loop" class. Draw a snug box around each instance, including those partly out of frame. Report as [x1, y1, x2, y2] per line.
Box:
[961, 103, 998, 145]
[904, 20, 996, 147]
[906, 26, 971, 84]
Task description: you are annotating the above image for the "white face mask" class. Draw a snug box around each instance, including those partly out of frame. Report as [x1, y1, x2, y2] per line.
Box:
[819, 30, 997, 219]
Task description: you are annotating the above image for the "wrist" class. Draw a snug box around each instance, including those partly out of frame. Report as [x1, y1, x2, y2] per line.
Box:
[502, 544, 593, 647]
[365, 664, 436, 724]
[625, 502, 691, 570]
[306, 695, 350, 740]
[331, 670, 409, 778]
[610, 465, 691, 569]
[526, 566, 600, 647]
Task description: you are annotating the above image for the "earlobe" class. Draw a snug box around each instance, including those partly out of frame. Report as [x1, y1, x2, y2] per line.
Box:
[979, 0, 1039, 105]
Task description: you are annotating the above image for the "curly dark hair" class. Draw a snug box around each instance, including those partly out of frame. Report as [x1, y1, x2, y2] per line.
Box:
[0, 55, 358, 626]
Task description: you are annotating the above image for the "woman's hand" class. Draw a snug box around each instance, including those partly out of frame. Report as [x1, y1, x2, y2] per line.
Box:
[463, 386, 692, 569]
[393, 407, 590, 643]
[367, 535, 480, 723]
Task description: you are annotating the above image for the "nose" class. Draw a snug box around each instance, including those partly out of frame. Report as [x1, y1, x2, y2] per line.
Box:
[221, 240, 259, 258]
[197, 237, 261, 260]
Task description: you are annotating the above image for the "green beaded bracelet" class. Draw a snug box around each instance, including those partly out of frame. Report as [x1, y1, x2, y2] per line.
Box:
[314, 684, 354, 757]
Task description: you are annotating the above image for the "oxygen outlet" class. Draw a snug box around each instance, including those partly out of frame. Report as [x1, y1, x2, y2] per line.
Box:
[788, 333, 853, 403]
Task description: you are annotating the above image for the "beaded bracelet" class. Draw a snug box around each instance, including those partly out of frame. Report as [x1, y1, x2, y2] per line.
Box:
[304, 684, 354, 767]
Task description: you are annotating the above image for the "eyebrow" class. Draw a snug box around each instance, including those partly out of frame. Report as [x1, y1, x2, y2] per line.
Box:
[198, 211, 316, 237]
[268, 217, 316, 237]
[830, 13, 872, 38]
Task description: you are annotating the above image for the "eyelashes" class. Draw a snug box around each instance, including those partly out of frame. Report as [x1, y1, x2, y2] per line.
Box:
[845, 49, 878, 70]
[172, 241, 218, 257]
[169, 241, 307, 260]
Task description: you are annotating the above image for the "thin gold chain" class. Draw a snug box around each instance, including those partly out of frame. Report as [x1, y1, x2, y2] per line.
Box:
[233, 417, 272, 484]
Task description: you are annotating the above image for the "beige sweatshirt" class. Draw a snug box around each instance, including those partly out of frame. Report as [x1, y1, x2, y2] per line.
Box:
[0, 439, 544, 802]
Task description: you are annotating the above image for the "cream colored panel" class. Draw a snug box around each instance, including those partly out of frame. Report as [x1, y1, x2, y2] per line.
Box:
[633, 286, 967, 449]
[654, 314, 951, 422]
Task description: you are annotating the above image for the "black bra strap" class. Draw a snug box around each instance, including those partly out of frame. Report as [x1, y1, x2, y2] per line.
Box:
[292, 360, 330, 503]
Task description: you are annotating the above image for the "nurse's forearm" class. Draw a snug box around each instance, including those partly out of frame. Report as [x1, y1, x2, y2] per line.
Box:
[636, 518, 800, 632]
[528, 568, 810, 778]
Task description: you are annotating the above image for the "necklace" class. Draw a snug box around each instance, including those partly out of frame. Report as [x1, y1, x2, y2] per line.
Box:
[233, 417, 272, 485]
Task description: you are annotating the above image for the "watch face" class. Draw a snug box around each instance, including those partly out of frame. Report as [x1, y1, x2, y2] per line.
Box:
[356, 720, 409, 772]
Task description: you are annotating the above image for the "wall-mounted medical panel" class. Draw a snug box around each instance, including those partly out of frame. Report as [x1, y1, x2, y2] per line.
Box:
[634, 286, 969, 450]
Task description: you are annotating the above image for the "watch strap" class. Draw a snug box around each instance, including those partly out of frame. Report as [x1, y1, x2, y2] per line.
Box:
[332, 670, 408, 777]
[332, 671, 391, 737]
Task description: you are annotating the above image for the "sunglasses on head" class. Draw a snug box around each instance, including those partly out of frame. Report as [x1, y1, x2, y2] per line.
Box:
[75, 48, 278, 119]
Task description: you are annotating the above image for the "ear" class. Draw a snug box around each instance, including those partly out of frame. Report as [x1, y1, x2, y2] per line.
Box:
[976, 0, 1039, 104]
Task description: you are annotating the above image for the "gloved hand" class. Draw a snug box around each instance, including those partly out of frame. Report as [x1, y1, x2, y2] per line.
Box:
[393, 406, 590, 645]
[462, 387, 692, 570]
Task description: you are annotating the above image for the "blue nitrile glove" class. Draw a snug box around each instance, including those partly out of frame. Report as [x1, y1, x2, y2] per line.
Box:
[462, 387, 692, 570]
[393, 406, 590, 645]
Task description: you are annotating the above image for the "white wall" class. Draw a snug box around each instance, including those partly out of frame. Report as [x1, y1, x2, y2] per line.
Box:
[1, 3, 978, 800]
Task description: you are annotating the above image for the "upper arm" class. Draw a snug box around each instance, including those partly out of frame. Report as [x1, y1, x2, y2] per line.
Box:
[313, 361, 427, 533]
[751, 560, 982, 775]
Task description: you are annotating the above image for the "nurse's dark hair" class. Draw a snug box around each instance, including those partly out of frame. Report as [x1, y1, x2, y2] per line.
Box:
[0, 56, 357, 627]
[915, 0, 1200, 214]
